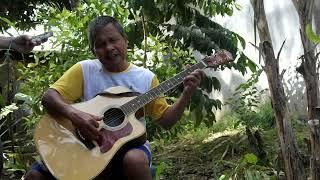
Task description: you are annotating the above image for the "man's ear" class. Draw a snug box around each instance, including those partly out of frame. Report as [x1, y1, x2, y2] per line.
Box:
[91, 47, 96, 56]
[125, 39, 129, 48]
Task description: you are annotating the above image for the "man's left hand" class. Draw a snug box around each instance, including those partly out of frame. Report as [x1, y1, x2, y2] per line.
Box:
[182, 69, 204, 98]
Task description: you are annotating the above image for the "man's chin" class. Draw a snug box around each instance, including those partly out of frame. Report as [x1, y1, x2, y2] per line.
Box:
[100, 58, 121, 66]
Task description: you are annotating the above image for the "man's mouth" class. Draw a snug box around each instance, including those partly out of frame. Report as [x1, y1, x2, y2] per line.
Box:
[106, 53, 118, 59]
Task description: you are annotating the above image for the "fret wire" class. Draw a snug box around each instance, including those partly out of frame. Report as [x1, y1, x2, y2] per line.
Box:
[167, 79, 173, 87]
[149, 90, 156, 100]
[144, 95, 149, 103]
[158, 86, 163, 94]
[153, 88, 161, 97]
[171, 76, 179, 84]
[142, 94, 149, 103]
[122, 103, 131, 115]
[122, 62, 207, 114]
[158, 84, 165, 92]
[163, 81, 170, 90]
[144, 92, 150, 103]
[136, 97, 142, 105]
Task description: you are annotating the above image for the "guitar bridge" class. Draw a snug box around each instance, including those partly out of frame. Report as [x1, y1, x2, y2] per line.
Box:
[75, 129, 95, 150]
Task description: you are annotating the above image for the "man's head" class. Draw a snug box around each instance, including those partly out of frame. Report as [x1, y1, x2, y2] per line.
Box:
[88, 16, 128, 71]
[88, 16, 127, 54]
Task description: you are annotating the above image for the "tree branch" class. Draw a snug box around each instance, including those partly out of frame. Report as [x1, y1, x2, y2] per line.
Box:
[277, 39, 286, 61]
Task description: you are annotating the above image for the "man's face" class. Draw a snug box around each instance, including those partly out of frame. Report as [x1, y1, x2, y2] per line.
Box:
[93, 23, 128, 68]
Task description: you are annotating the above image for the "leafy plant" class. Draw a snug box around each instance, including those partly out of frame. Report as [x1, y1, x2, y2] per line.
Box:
[0, 103, 18, 120]
[218, 153, 276, 180]
[155, 161, 168, 180]
[225, 69, 274, 130]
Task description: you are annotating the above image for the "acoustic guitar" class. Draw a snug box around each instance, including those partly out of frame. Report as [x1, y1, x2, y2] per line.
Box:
[34, 50, 233, 180]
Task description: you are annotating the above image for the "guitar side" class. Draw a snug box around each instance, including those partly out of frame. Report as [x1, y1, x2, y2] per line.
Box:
[34, 87, 146, 180]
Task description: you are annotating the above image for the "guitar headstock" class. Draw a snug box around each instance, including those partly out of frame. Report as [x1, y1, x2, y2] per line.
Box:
[203, 50, 234, 68]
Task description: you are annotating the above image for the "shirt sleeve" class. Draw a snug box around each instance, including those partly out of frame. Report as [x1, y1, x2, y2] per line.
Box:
[50, 63, 83, 102]
[145, 76, 170, 121]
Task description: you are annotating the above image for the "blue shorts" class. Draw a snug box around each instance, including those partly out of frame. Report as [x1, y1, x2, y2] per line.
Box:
[32, 143, 152, 179]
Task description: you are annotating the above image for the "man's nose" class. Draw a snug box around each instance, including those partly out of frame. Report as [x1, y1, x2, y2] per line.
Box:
[105, 43, 114, 51]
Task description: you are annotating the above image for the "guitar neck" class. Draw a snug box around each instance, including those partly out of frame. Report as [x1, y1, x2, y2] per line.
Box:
[121, 61, 207, 115]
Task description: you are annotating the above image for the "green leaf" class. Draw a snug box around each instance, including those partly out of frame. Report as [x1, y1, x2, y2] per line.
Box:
[0, 94, 5, 107]
[218, 175, 226, 180]
[0, 103, 18, 120]
[244, 153, 258, 165]
[245, 170, 255, 180]
[211, 77, 221, 91]
[306, 24, 320, 43]
[234, 120, 241, 128]
[247, 58, 257, 73]
[0, 17, 17, 31]
[27, 63, 36, 68]
[14, 93, 32, 104]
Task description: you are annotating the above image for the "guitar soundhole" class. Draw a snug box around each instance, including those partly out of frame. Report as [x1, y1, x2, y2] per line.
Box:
[103, 108, 125, 127]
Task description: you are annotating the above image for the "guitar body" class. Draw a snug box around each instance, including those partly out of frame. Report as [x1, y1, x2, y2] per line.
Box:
[34, 86, 146, 180]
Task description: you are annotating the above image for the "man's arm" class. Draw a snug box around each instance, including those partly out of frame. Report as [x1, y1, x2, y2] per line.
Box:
[0, 35, 45, 53]
[0, 36, 12, 49]
[156, 69, 203, 129]
[42, 88, 102, 141]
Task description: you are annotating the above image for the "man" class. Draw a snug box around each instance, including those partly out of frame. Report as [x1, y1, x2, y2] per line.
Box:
[0, 35, 46, 53]
[25, 15, 203, 180]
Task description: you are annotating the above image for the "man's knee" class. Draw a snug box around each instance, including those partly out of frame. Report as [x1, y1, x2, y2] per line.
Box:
[123, 149, 149, 167]
[24, 170, 47, 180]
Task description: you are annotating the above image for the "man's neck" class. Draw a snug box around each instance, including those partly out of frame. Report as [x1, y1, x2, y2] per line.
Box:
[105, 61, 130, 73]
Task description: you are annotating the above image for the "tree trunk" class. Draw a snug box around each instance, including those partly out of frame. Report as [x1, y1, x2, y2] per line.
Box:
[292, 0, 320, 179]
[292, 0, 318, 119]
[314, 0, 320, 35]
[308, 119, 320, 180]
[262, 41, 305, 180]
[250, 0, 305, 179]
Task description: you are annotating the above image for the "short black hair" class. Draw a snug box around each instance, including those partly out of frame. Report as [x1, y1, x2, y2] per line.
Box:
[88, 16, 127, 54]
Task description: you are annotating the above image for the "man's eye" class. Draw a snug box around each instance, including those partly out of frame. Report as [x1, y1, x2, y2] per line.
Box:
[110, 38, 119, 42]
[95, 43, 104, 48]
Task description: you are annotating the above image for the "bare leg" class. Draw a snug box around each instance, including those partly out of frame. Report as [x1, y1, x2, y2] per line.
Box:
[122, 149, 152, 180]
[24, 170, 49, 180]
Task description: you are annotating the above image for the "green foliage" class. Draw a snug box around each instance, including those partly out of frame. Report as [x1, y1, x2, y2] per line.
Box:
[225, 70, 274, 130]
[0, 103, 18, 120]
[0, 0, 79, 31]
[125, 0, 255, 74]
[155, 161, 167, 180]
[124, 0, 256, 134]
[306, 23, 320, 43]
[218, 153, 276, 180]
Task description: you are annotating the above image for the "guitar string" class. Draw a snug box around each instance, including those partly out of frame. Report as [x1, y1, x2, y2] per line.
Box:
[101, 53, 228, 126]
[101, 74, 199, 126]
[102, 76, 188, 125]
[103, 109, 125, 125]
[101, 73, 187, 126]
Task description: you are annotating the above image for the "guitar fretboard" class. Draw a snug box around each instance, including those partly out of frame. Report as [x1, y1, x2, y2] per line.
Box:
[120, 61, 206, 115]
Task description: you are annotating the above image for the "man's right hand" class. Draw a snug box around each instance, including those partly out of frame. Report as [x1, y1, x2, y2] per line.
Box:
[42, 89, 102, 142]
[68, 109, 102, 142]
